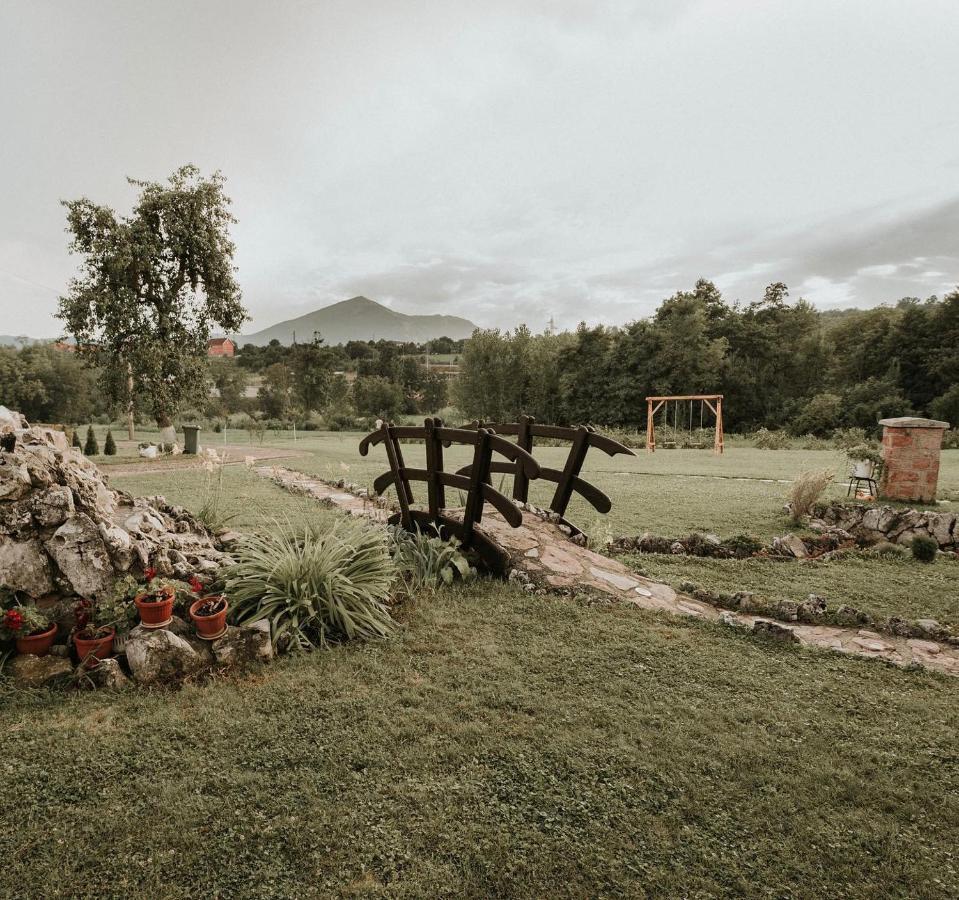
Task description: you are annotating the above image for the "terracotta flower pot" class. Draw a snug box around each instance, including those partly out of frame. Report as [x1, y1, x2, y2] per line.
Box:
[135, 587, 175, 627]
[16, 623, 58, 656]
[74, 627, 115, 668]
[189, 596, 229, 639]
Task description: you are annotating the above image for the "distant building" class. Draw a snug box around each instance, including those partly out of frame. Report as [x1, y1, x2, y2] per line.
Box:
[207, 337, 236, 358]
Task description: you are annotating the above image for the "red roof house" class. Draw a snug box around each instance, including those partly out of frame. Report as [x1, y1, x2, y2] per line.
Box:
[207, 337, 236, 358]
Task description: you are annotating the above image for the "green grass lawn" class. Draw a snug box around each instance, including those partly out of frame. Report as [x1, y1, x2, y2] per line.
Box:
[625, 552, 959, 629]
[3, 580, 958, 898]
[8, 433, 954, 897]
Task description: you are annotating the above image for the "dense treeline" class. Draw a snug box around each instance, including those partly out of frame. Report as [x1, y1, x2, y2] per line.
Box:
[5, 283, 957, 434]
[0, 336, 460, 426]
[454, 280, 959, 434]
[0, 344, 105, 423]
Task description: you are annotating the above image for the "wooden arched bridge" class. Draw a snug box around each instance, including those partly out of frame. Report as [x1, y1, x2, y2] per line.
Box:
[359, 415, 634, 572]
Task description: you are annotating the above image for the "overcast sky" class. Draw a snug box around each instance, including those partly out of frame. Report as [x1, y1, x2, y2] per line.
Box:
[1, 0, 957, 336]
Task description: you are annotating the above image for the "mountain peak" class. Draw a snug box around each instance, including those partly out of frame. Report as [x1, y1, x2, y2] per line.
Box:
[341, 295, 378, 306]
[242, 296, 477, 346]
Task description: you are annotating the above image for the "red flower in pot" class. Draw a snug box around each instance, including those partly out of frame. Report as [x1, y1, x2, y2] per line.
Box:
[3, 606, 57, 656]
[134, 571, 176, 628]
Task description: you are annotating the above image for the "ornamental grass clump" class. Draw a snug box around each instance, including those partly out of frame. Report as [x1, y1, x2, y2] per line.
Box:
[224, 519, 396, 651]
[787, 469, 834, 523]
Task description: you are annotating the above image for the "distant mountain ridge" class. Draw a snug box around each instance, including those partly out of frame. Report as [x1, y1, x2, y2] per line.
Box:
[240, 296, 478, 346]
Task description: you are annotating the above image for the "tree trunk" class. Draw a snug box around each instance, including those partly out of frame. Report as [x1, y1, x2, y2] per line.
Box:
[126, 362, 135, 440]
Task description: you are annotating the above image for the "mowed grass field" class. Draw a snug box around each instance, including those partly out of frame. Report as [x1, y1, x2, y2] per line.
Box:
[3, 431, 956, 897]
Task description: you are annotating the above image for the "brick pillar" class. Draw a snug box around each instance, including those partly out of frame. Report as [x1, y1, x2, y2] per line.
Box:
[878, 417, 949, 503]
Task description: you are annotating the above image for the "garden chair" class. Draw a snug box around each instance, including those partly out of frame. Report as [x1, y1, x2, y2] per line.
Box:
[846, 458, 883, 499]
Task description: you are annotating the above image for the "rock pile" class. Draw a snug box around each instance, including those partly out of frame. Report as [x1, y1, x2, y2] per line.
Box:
[0, 409, 231, 617]
[608, 529, 852, 560]
[815, 504, 957, 551]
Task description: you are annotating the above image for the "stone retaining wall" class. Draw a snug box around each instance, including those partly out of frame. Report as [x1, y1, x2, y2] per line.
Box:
[816, 503, 957, 550]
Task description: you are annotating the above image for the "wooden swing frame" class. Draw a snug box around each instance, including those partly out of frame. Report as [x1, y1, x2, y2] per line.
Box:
[645, 394, 724, 455]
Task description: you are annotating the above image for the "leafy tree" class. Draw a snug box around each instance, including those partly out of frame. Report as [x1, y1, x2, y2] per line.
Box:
[353, 376, 404, 420]
[57, 165, 248, 435]
[71, 428, 82, 449]
[291, 333, 336, 412]
[929, 385, 959, 427]
[840, 375, 910, 431]
[0, 345, 101, 424]
[791, 393, 843, 436]
[421, 372, 449, 412]
[208, 358, 250, 415]
[258, 363, 293, 419]
[429, 335, 456, 355]
[103, 429, 117, 455]
[83, 425, 99, 456]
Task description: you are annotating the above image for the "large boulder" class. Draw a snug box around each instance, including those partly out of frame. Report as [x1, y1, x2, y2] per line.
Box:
[90, 657, 131, 690]
[212, 622, 273, 667]
[44, 513, 114, 599]
[0, 536, 55, 595]
[10, 654, 74, 688]
[30, 485, 75, 528]
[0, 457, 32, 501]
[125, 628, 213, 684]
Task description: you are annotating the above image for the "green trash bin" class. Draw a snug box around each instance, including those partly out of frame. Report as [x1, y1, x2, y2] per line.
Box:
[182, 425, 200, 455]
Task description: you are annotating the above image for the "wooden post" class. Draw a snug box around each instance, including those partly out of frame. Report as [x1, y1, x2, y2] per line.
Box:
[382, 423, 413, 530]
[646, 399, 655, 453]
[126, 360, 135, 441]
[423, 417, 445, 519]
[550, 425, 590, 518]
[714, 397, 724, 455]
[512, 414, 534, 502]
[462, 428, 492, 546]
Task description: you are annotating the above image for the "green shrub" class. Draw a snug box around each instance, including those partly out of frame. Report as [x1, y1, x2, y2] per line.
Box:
[71, 429, 81, 449]
[223, 519, 396, 651]
[83, 425, 99, 456]
[753, 428, 791, 450]
[103, 429, 117, 455]
[871, 540, 906, 558]
[845, 443, 882, 466]
[791, 392, 842, 436]
[831, 427, 870, 450]
[389, 524, 475, 589]
[911, 535, 938, 563]
[720, 533, 765, 558]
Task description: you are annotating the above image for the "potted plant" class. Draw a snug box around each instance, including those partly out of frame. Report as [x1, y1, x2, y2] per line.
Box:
[187, 575, 229, 639]
[2, 605, 57, 656]
[847, 444, 882, 478]
[71, 599, 119, 668]
[133, 568, 176, 628]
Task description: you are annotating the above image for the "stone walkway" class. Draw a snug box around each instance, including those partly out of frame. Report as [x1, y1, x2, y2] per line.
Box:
[257, 465, 959, 678]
